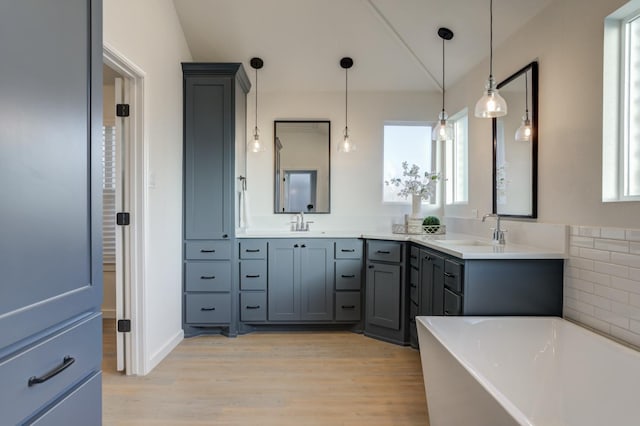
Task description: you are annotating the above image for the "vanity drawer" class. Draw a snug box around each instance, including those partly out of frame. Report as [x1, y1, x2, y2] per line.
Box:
[240, 292, 267, 322]
[335, 260, 362, 290]
[409, 246, 420, 267]
[444, 260, 464, 293]
[185, 240, 231, 260]
[240, 260, 267, 290]
[239, 240, 267, 259]
[335, 239, 363, 259]
[185, 261, 231, 292]
[185, 293, 231, 324]
[335, 292, 361, 322]
[30, 371, 101, 425]
[0, 313, 101, 426]
[444, 288, 463, 316]
[367, 240, 402, 263]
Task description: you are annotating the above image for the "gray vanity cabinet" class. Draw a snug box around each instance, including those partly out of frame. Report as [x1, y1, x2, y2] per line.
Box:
[182, 63, 250, 336]
[365, 240, 407, 345]
[0, 0, 103, 423]
[268, 239, 333, 321]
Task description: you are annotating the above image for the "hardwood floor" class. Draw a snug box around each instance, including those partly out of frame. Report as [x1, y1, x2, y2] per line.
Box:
[102, 321, 429, 425]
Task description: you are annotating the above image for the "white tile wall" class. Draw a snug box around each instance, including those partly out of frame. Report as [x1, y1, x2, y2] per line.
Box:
[565, 226, 640, 348]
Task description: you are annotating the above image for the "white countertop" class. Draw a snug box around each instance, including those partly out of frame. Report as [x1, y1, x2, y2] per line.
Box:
[237, 230, 566, 260]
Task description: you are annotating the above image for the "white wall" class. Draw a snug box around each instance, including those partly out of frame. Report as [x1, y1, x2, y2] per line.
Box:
[103, 0, 192, 373]
[245, 90, 444, 231]
[445, 0, 640, 348]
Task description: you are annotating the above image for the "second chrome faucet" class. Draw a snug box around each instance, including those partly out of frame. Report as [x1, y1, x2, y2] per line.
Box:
[482, 213, 506, 245]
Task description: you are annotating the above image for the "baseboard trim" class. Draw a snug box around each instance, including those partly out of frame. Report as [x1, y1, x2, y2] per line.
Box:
[146, 329, 184, 375]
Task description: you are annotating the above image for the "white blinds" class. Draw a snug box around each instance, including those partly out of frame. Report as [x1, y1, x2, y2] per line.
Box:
[102, 125, 116, 264]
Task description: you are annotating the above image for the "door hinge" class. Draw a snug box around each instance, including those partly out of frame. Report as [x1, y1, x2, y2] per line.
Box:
[116, 103, 130, 117]
[117, 319, 131, 333]
[116, 212, 130, 226]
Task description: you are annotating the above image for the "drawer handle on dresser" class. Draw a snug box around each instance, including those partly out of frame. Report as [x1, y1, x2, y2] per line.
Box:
[222, 234, 229, 239]
[341, 305, 356, 310]
[28, 356, 75, 387]
[425, 255, 432, 260]
[341, 249, 355, 252]
[201, 307, 216, 311]
[246, 305, 261, 310]
[200, 275, 216, 280]
[444, 272, 455, 278]
[246, 274, 261, 278]
[376, 250, 391, 254]
[245, 249, 260, 253]
[410, 284, 417, 288]
[341, 274, 356, 278]
[200, 249, 215, 253]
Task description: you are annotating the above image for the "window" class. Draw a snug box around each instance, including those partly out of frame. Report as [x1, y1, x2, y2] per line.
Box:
[383, 123, 434, 203]
[102, 125, 116, 264]
[603, 1, 640, 201]
[445, 109, 469, 205]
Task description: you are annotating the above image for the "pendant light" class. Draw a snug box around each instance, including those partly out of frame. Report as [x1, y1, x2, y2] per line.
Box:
[432, 27, 454, 142]
[339, 57, 356, 153]
[515, 70, 532, 142]
[249, 57, 265, 153]
[474, 0, 507, 118]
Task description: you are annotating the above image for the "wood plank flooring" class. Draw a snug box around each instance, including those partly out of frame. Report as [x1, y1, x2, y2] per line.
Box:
[102, 321, 429, 425]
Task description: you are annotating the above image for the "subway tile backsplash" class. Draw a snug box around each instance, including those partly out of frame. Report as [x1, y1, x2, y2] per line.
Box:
[565, 226, 640, 349]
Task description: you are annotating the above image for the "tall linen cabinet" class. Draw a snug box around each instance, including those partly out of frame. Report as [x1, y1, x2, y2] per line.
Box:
[182, 63, 250, 336]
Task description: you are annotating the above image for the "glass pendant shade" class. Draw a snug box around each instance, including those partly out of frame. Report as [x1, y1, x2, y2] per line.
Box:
[432, 111, 454, 142]
[250, 126, 265, 152]
[338, 127, 356, 153]
[475, 76, 507, 118]
[515, 116, 532, 142]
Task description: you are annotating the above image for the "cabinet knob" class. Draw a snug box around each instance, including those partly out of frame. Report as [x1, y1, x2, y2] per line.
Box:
[222, 234, 228, 239]
[294, 244, 299, 248]
[301, 244, 306, 248]
[425, 255, 431, 260]
[368, 265, 374, 269]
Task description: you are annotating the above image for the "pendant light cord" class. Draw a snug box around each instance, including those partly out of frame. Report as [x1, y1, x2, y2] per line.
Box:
[489, 0, 494, 79]
[524, 71, 529, 116]
[255, 67, 258, 131]
[442, 36, 445, 113]
[345, 67, 348, 132]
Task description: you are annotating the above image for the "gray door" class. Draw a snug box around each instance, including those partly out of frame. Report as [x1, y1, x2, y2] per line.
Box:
[268, 240, 300, 320]
[299, 240, 333, 321]
[366, 263, 401, 330]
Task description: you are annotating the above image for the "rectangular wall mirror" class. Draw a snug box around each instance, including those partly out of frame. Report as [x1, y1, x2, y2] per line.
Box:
[274, 120, 330, 213]
[492, 61, 538, 218]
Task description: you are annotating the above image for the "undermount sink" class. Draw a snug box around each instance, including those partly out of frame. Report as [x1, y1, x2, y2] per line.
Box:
[435, 239, 493, 246]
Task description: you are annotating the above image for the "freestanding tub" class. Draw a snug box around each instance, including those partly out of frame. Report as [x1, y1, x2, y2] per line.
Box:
[416, 316, 640, 426]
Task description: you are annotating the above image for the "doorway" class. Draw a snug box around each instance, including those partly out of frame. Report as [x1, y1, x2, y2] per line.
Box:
[102, 46, 145, 375]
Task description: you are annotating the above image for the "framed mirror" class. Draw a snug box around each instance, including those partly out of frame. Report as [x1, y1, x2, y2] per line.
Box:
[492, 61, 538, 218]
[274, 120, 330, 213]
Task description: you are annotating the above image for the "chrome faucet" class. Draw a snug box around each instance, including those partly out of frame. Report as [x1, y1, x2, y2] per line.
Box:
[291, 212, 313, 231]
[482, 213, 506, 245]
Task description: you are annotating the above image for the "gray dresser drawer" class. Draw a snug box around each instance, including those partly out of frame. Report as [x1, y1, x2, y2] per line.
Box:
[240, 292, 267, 322]
[185, 293, 231, 324]
[444, 288, 463, 316]
[335, 239, 363, 259]
[185, 240, 231, 260]
[335, 260, 362, 290]
[239, 240, 267, 259]
[185, 261, 231, 292]
[0, 313, 101, 426]
[335, 292, 361, 322]
[409, 246, 420, 267]
[240, 260, 267, 290]
[367, 240, 402, 263]
[444, 260, 464, 293]
[30, 371, 101, 425]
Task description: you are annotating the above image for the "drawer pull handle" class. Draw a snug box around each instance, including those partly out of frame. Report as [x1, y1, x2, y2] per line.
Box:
[341, 274, 356, 278]
[246, 305, 261, 310]
[200, 249, 215, 253]
[410, 284, 417, 288]
[444, 310, 451, 315]
[376, 250, 391, 254]
[444, 272, 455, 278]
[201, 307, 216, 311]
[245, 249, 260, 253]
[301, 244, 306, 248]
[246, 274, 261, 278]
[425, 255, 432, 260]
[341, 249, 355, 252]
[28, 356, 75, 387]
[341, 305, 356, 310]
[368, 265, 374, 269]
[200, 275, 216, 280]
[412, 300, 419, 307]
[294, 244, 299, 248]
[222, 234, 229, 238]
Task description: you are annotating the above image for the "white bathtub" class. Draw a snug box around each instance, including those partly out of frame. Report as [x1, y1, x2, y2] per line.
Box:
[416, 316, 640, 426]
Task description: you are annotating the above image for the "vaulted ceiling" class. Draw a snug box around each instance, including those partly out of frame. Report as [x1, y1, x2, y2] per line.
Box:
[172, 0, 552, 92]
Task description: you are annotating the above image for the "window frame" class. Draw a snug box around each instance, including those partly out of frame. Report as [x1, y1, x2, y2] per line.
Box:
[445, 108, 469, 205]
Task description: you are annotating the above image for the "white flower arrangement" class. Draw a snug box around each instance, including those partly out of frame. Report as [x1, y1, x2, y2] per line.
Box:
[385, 161, 441, 201]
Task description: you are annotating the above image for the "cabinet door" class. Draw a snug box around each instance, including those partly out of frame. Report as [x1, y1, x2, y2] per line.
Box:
[366, 263, 401, 330]
[268, 240, 300, 321]
[420, 250, 445, 316]
[184, 76, 232, 239]
[299, 240, 333, 321]
[0, 0, 102, 350]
